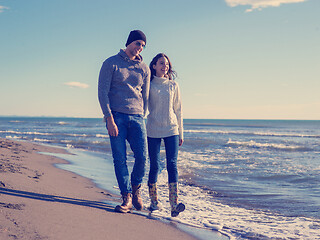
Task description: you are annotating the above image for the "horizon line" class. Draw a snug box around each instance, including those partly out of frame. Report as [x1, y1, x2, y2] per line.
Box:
[0, 115, 319, 121]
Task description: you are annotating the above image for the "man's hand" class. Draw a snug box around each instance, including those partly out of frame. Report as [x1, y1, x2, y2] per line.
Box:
[106, 116, 119, 137]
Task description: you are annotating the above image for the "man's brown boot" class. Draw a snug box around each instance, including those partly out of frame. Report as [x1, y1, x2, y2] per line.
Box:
[115, 193, 133, 213]
[132, 184, 143, 211]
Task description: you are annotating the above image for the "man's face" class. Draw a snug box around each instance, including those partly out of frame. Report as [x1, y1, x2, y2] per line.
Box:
[126, 40, 145, 58]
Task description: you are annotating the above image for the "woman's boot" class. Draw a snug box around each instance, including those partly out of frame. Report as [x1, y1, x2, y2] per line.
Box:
[169, 182, 185, 217]
[148, 183, 162, 211]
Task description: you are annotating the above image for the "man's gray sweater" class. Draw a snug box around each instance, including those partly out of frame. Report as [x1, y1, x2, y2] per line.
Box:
[98, 49, 150, 119]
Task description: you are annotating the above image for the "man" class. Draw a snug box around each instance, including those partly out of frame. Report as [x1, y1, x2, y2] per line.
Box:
[98, 30, 150, 213]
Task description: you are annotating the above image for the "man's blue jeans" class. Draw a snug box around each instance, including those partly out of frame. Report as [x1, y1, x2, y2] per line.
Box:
[108, 112, 147, 195]
[147, 135, 179, 184]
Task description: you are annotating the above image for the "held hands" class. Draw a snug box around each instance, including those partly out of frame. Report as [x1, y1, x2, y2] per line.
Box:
[106, 116, 119, 137]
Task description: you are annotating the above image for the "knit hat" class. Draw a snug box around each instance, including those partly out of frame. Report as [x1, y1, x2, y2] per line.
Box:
[125, 30, 147, 47]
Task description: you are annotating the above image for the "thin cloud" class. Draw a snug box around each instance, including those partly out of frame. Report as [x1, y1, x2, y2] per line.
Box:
[64, 82, 89, 89]
[0, 6, 9, 13]
[225, 0, 307, 12]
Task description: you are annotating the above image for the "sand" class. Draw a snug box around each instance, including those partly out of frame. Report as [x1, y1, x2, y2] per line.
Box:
[0, 138, 198, 240]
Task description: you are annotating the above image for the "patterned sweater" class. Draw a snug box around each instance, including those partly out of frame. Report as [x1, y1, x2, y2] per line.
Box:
[146, 76, 183, 139]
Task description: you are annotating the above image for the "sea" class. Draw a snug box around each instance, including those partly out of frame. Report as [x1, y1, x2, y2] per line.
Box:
[1, 116, 319, 240]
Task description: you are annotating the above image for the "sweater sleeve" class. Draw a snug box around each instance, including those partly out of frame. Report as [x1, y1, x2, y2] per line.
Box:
[98, 60, 113, 119]
[173, 82, 183, 140]
[142, 68, 150, 117]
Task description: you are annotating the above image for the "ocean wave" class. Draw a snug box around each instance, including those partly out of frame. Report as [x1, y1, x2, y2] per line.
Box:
[227, 139, 310, 151]
[58, 121, 69, 125]
[5, 135, 22, 139]
[96, 134, 108, 138]
[140, 171, 320, 240]
[0, 130, 91, 138]
[33, 138, 51, 142]
[62, 133, 88, 137]
[0, 130, 53, 136]
[185, 129, 320, 138]
[184, 121, 270, 128]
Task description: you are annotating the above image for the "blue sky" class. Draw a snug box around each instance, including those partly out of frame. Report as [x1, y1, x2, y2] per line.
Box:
[1, 0, 319, 119]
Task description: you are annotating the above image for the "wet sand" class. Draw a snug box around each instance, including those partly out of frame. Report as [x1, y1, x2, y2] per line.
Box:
[0, 138, 197, 240]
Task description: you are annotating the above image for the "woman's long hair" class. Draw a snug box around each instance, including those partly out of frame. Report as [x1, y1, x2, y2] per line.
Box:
[149, 53, 177, 81]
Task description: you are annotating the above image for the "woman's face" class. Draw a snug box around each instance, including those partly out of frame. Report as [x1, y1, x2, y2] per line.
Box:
[153, 56, 169, 78]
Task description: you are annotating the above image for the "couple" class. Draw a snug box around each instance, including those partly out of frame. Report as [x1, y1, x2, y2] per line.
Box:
[98, 30, 184, 217]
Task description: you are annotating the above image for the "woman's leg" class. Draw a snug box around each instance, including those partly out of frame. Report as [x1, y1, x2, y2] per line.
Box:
[147, 137, 162, 211]
[164, 135, 185, 217]
[163, 135, 179, 184]
[147, 137, 162, 184]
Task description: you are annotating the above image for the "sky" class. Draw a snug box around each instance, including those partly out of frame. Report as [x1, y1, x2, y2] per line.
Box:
[0, 0, 319, 120]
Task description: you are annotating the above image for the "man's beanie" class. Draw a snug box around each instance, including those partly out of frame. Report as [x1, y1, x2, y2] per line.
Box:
[125, 30, 147, 47]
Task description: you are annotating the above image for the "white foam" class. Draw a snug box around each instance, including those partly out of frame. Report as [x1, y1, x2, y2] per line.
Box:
[140, 170, 320, 239]
[96, 134, 108, 138]
[66, 133, 88, 137]
[0, 130, 53, 136]
[0, 130, 92, 138]
[227, 139, 308, 151]
[33, 138, 50, 142]
[5, 135, 22, 139]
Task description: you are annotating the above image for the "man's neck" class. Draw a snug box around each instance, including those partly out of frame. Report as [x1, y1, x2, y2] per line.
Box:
[124, 49, 136, 60]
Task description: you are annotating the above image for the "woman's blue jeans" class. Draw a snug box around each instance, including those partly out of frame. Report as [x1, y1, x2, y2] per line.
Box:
[108, 112, 148, 195]
[147, 135, 179, 184]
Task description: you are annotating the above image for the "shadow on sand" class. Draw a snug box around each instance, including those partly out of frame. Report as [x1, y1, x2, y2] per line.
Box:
[0, 187, 115, 212]
[0, 187, 229, 240]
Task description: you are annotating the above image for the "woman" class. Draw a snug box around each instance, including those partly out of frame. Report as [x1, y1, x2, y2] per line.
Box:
[147, 53, 185, 217]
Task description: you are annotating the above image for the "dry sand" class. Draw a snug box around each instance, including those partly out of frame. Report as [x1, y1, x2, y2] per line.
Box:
[0, 138, 197, 240]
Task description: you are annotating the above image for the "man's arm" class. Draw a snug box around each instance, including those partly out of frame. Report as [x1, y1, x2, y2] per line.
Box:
[98, 60, 119, 137]
[106, 115, 119, 137]
[98, 60, 113, 119]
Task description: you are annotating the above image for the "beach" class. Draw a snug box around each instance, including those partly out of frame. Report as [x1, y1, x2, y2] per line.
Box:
[1, 117, 319, 239]
[0, 138, 202, 240]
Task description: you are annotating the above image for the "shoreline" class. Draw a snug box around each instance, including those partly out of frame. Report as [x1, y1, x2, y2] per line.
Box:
[47, 147, 229, 240]
[2, 116, 319, 239]
[1, 138, 228, 240]
[0, 138, 198, 240]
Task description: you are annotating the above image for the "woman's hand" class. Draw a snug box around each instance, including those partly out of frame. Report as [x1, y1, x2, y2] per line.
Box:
[179, 138, 184, 146]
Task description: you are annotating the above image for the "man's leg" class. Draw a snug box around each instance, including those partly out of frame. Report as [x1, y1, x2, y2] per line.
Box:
[127, 114, 148, 210]
[109, 112, 131, 195]
[109, 112, 132, 213]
